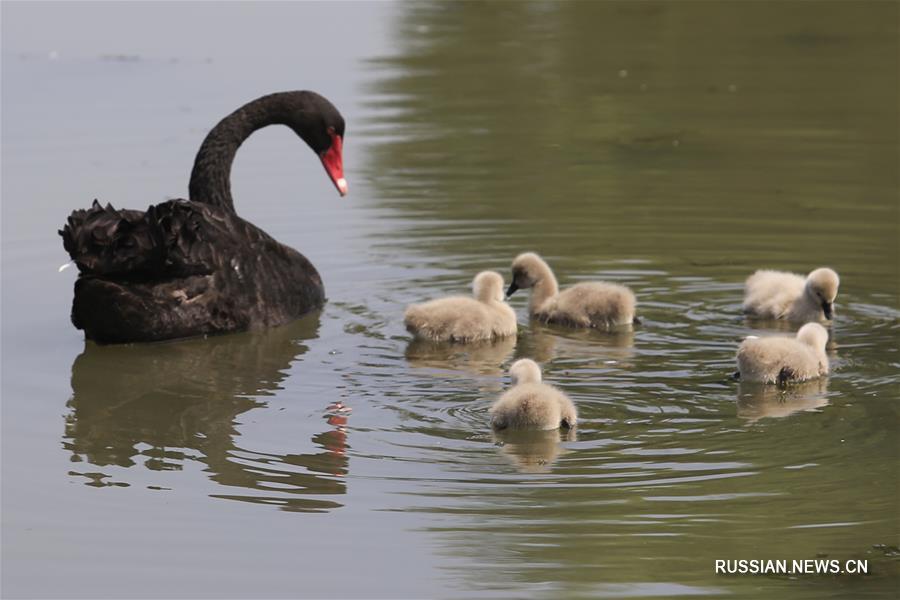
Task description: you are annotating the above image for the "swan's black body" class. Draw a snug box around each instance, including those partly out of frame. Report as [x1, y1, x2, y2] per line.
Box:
[60, 91, 346, 344]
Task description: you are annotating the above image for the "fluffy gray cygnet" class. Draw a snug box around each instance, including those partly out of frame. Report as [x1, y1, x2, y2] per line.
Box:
[490, 359, 578, 430]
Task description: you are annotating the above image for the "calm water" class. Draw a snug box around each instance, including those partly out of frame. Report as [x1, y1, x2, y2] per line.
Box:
[2, 2, 898, 598]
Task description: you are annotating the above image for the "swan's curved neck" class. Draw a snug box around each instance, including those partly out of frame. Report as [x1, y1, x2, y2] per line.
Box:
[530, 263, 559, 312]
[188, 94, 300, 212]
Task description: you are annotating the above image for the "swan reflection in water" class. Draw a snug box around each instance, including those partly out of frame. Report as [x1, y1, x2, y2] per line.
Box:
[64, 312, 349, 512]
[492, 428, 577, 473]
[736, 378, 830, 423]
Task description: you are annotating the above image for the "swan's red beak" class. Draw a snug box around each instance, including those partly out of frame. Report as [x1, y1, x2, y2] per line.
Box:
[320, 132, 348, 197]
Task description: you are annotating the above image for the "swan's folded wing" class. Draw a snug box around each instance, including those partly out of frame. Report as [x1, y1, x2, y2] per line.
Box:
[148, 200, 288, 276]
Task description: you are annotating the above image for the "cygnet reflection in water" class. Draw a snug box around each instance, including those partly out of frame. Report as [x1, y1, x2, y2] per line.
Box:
[404, 335, 516, 376]
[740, 316, 804, 334]
[515, 321, 635, 366]
[491, 428, 577, 473]
[736, 378, 830, 423]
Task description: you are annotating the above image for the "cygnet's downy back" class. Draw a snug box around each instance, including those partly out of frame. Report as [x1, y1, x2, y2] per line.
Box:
[490, 359, 577, 430]
[736, 322, 830, 384]
[404, 271, 517, 343]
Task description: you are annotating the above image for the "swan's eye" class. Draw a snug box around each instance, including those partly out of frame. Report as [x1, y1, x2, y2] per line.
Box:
[326, 126, 336, 136]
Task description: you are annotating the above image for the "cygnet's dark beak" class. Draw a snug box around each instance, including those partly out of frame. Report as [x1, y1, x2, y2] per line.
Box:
[506, 282, 519, 298]
[822, 301, 834, 320]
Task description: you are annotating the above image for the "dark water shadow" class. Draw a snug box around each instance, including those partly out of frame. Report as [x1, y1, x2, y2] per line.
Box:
[64, 312, 349, 512]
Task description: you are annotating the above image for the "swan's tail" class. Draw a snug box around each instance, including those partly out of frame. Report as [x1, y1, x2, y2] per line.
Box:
[59, 200, 164, 278]
[59, 199, 225, 280]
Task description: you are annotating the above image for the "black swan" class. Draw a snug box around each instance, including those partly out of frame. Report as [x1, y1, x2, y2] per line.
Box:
[60, 91, 347, 344]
